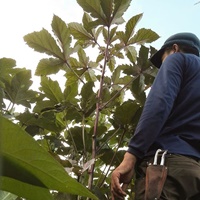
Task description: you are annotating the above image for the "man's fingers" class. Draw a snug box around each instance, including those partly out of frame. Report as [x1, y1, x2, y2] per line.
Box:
[122, 183, 128, 192]
[111, 189, 126, 200]
[111, 176, 127, 200]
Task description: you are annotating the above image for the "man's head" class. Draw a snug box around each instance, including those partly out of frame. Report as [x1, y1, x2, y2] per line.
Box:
[150, 32, 200, 68]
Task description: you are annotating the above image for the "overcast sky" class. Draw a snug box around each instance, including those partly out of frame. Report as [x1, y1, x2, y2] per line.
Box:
[1, 0, 200, 70]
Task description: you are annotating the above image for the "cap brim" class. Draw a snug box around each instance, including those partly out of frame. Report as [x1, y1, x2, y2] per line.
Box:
[150, 48, 165, 68]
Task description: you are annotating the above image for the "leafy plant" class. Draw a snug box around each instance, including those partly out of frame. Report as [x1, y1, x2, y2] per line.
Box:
[0, 0, 159, 199]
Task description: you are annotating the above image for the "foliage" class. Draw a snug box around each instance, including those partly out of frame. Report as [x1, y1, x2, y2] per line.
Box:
[0, 0, 159, 199]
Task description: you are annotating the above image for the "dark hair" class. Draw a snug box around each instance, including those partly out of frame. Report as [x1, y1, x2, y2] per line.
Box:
[164, 44, 199, 56]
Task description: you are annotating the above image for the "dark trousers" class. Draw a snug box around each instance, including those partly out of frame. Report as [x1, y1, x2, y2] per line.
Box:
[134, 154, 200, 200]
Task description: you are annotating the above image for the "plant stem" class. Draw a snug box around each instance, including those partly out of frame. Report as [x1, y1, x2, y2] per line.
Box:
[88, 27, 111, 190]
[82, 115, 87, 162]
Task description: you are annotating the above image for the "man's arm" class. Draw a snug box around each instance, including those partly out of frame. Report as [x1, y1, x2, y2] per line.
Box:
[111, 152, 137, 199]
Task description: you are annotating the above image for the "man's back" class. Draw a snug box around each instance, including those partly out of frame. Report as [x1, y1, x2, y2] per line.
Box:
[147, 52, 200, 158]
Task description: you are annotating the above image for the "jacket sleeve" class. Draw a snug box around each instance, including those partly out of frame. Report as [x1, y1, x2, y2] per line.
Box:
[127, 53, 185, 159]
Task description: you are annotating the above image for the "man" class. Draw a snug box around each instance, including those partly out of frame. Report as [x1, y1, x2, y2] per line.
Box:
[111, 32, 200, 200]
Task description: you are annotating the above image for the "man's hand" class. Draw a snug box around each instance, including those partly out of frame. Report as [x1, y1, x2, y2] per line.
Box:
[111, 152, 137, 200]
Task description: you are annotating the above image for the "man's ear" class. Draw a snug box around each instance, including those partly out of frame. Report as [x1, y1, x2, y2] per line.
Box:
[172, 44, 180, 53]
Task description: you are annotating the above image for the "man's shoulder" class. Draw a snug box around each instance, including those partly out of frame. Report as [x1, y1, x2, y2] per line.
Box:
[166, 53, 200, 65]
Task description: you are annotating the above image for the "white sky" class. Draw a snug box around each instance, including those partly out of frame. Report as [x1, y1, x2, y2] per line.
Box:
[0, 0, 200, 73]
[0, 0, 83, 70]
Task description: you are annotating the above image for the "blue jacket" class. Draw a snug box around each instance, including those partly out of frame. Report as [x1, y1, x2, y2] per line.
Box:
[128, 52, 200, 159]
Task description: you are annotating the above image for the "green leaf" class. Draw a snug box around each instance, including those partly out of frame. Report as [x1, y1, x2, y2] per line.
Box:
[112, 65, 122, 84]
[69, 22, 94, 40]
[80, 82, 96, 116]
[125, 46, 137, 63]
[112, 16, 125, 25]
[80, 82, 94, 103]
[64, 82, 78, 103]
[33, 100, 55, 113]
[124, 13, 143, 44]
[77, 0, 106, 25]
[131, 75, 146, 105]
[4, 70, 37, 108]
[128, 28, 159, 45]
[96, 53, 104, 63]
[0, 191, 17, 200]
[113, 100, 140, 125]
[51, 15, 72, 59]
[110, 26, 118, 42]
[0, 88, 4, 110]
[69, 57, 82, 69]
[24, 29, 64, 60]
[78, 48, 89, 66]
[0, 177, 53, 200]
[122, 64, 141, 76]
[0, 58, 16, 70]
[108, 57, 116, 72]
[40, 76, 64, 104]
[16, 110, 65, 133]
[0, 58, 16, 88]
[65, 106, 82, 123]
[35, 58, 65, 76]
[112, 0, 131, 24]
[0, 116, 98, 199]
[85, 66, 97, 82]
[100, 0, 113, 22]
[65, 69, 85, 86]
[66, 127, 84, 151]
[137, 45, 150, 71]
[82, 13, 94, 34]
[116, 31, 126, 44]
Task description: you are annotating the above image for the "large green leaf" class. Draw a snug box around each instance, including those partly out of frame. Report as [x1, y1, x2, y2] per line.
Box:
[112, 0, 131, 24]
[113, 100, 140, 125]
[40, 76, 64, 104]
[80, 82, 96, 116]
[131, 75, 146, 105]
[100, 0, 113, 25]
[124, 13, 143, 44]
[51, 15, 72, 59]
[16, 110, 65, 133]
[0, 116, 98, 200]
[64, 82, 79, 103]
[128, 28, 159, 45]
[0, 58, 16, 88]
[35, 58, 65, 76]
[0, 177, 53, 200]
[24, 29, 65, 60]
[77, 0, 106, 25]
[0, 191, 17, 200]
[137, 45, 150, 71]
[68, 22, 94, 40]
[1, 192, 16, 200]
[125, 46, 137, 63]
[82, 13, 93, 34]
[78, 48, 89, 67]
[0, 88, 4, 110]
[4, 70, 38, 108]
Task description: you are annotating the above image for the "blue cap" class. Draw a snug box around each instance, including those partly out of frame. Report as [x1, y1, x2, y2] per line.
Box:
[150, 32, 200, 68]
